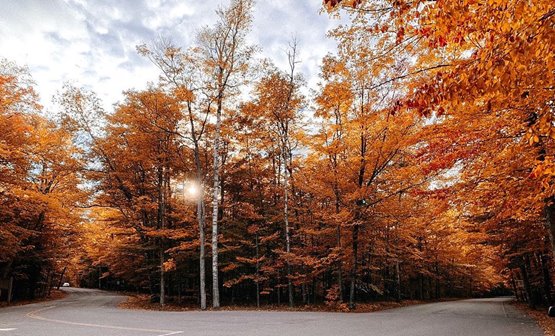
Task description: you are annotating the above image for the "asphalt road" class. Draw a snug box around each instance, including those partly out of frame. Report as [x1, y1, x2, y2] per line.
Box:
[0, 288, 543, 336]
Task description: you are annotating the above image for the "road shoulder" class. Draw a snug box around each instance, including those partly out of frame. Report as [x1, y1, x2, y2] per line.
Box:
[513, 302, 555, 336]
[0, 289, 67, 308]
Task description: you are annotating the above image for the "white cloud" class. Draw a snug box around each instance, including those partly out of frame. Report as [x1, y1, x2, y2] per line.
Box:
[0, 0, 345, 113]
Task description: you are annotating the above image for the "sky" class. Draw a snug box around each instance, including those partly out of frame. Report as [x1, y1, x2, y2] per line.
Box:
[0, 0, 345, 113]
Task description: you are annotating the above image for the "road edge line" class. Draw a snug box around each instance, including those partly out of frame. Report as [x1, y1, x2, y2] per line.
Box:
[25, 305, 183, 335]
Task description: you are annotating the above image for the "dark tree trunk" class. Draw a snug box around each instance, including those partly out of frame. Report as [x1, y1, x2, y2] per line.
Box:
[541, 253, 552, 304]
[349, 223, 359, 309]
[520, 255, 534, 308]
[418, 274, 424, 300]
[255, 232, 260, 308]
[546, 200, 555, 262]
[395, 261, 401, 302]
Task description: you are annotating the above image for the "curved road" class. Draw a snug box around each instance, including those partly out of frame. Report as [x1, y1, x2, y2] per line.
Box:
[0, 288, 542, 336]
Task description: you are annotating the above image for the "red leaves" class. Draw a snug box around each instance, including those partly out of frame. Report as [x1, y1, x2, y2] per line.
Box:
[397, 81, 445, 117]
[391, 100, 403, 115]
[410, 187, 451, 200]
[323, 0, 343, 8]
[428, 35, 447, 48]
[324, 0, 362, 9]
[418, 27, 431, 38]
[396, 27, 405, 44]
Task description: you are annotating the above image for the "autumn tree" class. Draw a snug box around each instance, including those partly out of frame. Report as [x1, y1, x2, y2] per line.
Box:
[197, 0, 256, 308]
[138, 0, 256, 309]
[138, 40, 213, 309]
[324, 0, 555, 253]
[240, 43, 304, 307]
[0, 60, 85, 300]
[58, 84, 190, 306]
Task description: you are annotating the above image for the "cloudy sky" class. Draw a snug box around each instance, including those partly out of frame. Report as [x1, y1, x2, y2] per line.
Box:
[0, 0, 345, 112]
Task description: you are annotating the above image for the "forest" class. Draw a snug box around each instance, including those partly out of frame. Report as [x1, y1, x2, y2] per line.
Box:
[0, 0, 553, 311]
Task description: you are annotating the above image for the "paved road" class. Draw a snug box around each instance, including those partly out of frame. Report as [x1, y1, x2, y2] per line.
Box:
[0, 288, 543, 336]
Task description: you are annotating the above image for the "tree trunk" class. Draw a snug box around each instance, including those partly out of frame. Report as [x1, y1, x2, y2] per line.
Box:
[56, 266, 67, 290]
[157, 165, 166, 307]
[541, 253, 552, 304]
[159, 248, 165, 306]
[7, 277, 13, 305]
[510, 273, 521, 301]
[337, 224, 343, 302]
[545, 200, 555, 261]
[46, 270, 52, 297]
[349, 223, 359, 309]
[283, 154, 294, 307]
[335, 187, 343, 302]
[435, 262, 440, 300]
[193, 144, 207, 310]
[418, 274, 424, 300]
[520, 255, 534, 307]
[395, 261, 401, 302]
[255, 232, 260, 308]
[312, 277, 316, 305]
[277, 270, 281, 305]
[198, 195, 206, 309]
[211, 97, 222, 309]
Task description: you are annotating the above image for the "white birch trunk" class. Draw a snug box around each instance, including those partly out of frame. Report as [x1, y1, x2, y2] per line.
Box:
[211, 104, 222, 308]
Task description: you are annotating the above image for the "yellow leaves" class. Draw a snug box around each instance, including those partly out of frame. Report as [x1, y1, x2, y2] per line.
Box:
[173, 85, 194, 102]
[163, 258, 177, 272]
[0, 67, 86, 285]
[320, 0, 555, 292]
[531, 160, 555, 191]
[529, 134, 540, 145]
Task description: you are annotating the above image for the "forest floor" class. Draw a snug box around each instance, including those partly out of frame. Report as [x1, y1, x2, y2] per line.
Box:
[513, 302, 555, 336]
[119, 294, 430, 313]
[0, 289, 67, 308]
